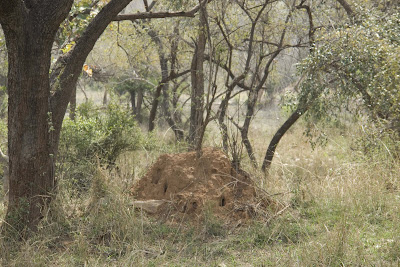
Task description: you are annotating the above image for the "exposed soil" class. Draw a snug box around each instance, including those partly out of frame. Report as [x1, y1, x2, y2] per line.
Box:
[131, 147, 276, 222]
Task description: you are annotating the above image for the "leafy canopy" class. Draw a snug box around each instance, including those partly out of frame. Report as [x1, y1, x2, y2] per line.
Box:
[299, 8, 400, 131]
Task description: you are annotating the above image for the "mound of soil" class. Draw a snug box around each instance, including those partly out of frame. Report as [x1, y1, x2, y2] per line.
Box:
[132, 147, 274, 222]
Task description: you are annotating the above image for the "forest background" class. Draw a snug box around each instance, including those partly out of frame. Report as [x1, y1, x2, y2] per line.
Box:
[0, 0, 399, 265]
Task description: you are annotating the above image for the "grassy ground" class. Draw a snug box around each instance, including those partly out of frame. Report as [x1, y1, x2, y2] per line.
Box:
[1, 106, 399, 266]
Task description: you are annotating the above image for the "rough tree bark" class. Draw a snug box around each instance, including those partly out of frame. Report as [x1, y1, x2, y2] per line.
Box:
[0, 0, 133, 234]
[69, 85, 77, 120]
[188, 5, 207, 149]
[0, 0, 74, 233]
[0, 0, 208, 233]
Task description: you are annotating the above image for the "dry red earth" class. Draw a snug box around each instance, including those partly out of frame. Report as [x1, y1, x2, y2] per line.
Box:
[132, 147, 276, 222]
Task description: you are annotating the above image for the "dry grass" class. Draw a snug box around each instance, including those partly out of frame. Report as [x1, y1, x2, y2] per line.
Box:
[1, 106, 400, 266]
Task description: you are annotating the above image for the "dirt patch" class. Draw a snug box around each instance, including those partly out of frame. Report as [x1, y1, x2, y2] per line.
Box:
[132, 147, 277, 222]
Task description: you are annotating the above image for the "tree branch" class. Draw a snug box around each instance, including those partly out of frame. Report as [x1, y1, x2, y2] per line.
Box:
[67, 0, 100, 22]
[49, 0, 133, 141]
[336, 0, 354, 19]
[114, 0, 208, 21]
[148, 69, 191, 131]
[296, 1, 315, 50]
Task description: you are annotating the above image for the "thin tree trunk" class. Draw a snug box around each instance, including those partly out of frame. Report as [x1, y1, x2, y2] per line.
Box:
[172, 82, 183, 124]
[159, 56, 170, 117]
[69, 85, 77, 120]
[261, 107, 305, 173]
[189, 6, 207, 149]
[103, 89, 108, 105]
[148, 70, 190, 134]
[336, 0, 354, 18]
[148, 84, 162, 132]
[240, 88, 260, 168]
[147, 29, 183, 140]
[218, 90, 233, 152]
[78, 81, 89, 102]
[136, 89, 143, 123]
[130, 90, 136, 115]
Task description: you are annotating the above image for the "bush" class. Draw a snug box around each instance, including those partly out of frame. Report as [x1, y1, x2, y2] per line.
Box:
[298, 9, 400, 151]
[58, 100, 143, 192]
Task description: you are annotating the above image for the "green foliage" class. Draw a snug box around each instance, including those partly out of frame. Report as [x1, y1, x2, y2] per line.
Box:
[297, 8, 400, 155]
[355, 120, 400, 161]
[2, 121, 400, 265]
[56, 1, 103, 51]
[299, 9, 400, 130]
[58, 100, 143, 191]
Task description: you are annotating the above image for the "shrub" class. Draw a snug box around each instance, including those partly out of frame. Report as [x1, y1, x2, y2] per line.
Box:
[58, 100, 143, 192]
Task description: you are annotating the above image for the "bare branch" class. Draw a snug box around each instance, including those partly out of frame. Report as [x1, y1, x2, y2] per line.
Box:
[227, 115, 243, 131]
[114, 0, 209, 21]
[336, 0, 354, 19]
[148, 69, 191, 132]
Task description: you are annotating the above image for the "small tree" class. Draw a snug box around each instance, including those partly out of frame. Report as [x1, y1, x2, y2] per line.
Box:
[298, 9, 400, 134]
[262, 7, 400, 172]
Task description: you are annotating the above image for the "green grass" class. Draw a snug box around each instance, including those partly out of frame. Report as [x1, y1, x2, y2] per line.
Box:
[1, 108, 400, 266]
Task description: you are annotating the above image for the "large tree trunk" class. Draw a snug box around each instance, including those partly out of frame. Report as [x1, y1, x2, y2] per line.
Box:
[1, 0, 73, 233]
[0, 0, 204, 234]
[0, 0, 133, 234]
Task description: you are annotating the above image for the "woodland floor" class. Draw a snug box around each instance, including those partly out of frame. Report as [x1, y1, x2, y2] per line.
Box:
[1, 98, 400, 266]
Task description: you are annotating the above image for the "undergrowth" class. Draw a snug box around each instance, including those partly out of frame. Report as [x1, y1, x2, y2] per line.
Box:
[0, 107, 400, 266]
